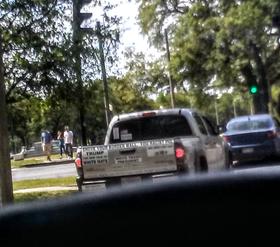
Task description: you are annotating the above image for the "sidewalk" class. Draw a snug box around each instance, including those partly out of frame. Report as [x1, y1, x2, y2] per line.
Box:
[14, 186, 78, 194]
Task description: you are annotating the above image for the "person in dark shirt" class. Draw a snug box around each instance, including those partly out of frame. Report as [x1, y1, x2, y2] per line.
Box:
[41, 130, 52, 161]
[57, 130, 65, 159]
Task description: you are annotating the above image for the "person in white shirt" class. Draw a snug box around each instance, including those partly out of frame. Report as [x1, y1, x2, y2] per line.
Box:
[64, 126, 73, 159]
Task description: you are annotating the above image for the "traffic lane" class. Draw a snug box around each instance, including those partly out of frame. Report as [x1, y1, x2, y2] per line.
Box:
[230, 156, 280, 175]
[232, 156, 280, 170]
[12, 162, 76, 181]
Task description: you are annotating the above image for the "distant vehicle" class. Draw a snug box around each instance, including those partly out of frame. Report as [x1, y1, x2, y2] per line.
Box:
[75, 108, 231, 191]
[223, 114, 280, 164]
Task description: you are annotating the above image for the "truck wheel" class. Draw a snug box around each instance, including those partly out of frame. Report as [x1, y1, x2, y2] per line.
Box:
[106, 178, 121, 189]
[76, 177, 83, 192]
[199, 157, 208, 172]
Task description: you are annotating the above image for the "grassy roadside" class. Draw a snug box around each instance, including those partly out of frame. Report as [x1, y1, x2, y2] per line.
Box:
[13, 176, 78, 203]
[13, 176, 76, 190]
[11, 154, 63, 168]
[15, 191, 77, 203]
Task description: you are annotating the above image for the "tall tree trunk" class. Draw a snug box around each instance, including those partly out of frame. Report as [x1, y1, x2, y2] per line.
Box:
[0, 33, 14, 205]
[250, 43, 269, 113]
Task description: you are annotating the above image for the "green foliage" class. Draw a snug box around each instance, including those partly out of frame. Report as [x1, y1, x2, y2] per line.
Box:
[155, 91, 191, 109]
[137, 0, 189, 48]
[124, 49, 171, 94]
[1, 0, 73, 103]
[109, 76, 156, 114]
[1, 1, 122, 148]
[137, 0, 280, 114]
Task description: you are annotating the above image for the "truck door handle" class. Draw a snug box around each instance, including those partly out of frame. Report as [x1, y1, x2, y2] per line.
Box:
[119, 149, 136, 155]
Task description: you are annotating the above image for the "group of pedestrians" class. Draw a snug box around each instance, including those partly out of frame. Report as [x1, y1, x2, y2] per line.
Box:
[41, 126, 73, 161]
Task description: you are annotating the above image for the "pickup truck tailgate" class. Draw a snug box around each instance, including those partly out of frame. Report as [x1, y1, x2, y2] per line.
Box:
[81, 139, 177, 179]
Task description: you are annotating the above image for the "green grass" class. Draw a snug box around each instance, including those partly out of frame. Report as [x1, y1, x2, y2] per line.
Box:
[13, 176, 76, 190]
[11, 157, 45, 168]
[11, 153, 74, 168]
[14, 190, 77, 203]
[13, 176, 78, 203]
[11, 154, 61, 168]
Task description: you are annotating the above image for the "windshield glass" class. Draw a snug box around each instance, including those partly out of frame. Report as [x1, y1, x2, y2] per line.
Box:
[1, 0, 280, 207]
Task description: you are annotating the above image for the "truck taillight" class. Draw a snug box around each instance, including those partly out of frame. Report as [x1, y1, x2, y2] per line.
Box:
[174, 142, 186, 171]
[176, 147, 185, 159]
[142, 112, 156, 117]
[75, 158, 82, 168]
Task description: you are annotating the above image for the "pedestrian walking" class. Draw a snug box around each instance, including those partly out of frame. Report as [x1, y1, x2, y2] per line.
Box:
[64, 126, 73, 159]
[41, 130, 52, 161]
[57, 130, 65, 159]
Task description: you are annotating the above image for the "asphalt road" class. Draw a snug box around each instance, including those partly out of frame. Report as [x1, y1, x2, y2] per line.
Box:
[12, 158, 280, 182]
[12, 162, 76, 181]
[231, 157, 280, 172]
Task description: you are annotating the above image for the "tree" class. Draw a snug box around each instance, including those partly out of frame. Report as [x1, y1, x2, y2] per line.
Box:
[1, 0, 122, 148]
[1, 0, 73, 103]
[0, 33, 13, 205]
[137, 0, 280, 114]
[124, 48, 172, 95]
[109, 76, 156, 114]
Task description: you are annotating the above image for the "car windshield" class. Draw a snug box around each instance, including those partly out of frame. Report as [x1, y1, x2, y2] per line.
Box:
[1, 0, 280, 209]
[227, 118, 273, 131]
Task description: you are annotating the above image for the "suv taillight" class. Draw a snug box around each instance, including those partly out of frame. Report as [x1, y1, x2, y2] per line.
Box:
[223, 135, 230, 143]
[267, 131, 277, 139]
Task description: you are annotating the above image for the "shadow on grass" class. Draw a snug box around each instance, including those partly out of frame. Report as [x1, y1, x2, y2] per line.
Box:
[14, 190, 78, 203]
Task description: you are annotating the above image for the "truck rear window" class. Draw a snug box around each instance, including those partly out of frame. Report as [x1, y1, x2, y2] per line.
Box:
[109, 115, 192, 143]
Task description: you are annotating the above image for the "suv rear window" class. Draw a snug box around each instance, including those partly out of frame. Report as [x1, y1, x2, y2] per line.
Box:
[109, 115, 193, 143]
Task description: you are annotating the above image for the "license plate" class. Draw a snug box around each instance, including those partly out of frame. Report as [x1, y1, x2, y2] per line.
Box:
[242, 148, 254, 154]
[121, 176, 141, 185]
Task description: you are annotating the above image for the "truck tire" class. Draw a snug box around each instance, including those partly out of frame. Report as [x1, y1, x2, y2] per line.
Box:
[76, 177, 83, 192]
[199, 157, 208, 172]
[105, 178, 121, 189]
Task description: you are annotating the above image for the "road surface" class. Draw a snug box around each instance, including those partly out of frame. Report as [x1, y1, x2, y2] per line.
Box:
[12, 158, 280, 181]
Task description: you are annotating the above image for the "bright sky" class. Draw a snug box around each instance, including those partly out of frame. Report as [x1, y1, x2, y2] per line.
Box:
[114, 1, 147, 50]
[85, 0, 161, 71]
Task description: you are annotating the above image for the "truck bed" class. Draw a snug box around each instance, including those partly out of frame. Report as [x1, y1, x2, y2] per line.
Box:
[81, 139, 178, 179]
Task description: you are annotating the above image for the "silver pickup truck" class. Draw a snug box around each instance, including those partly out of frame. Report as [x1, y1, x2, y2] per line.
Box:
[75, 108, 231, 191]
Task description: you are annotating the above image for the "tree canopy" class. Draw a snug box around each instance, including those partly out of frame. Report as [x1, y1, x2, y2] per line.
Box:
[137, 0, 280, 114]
[3, 0, 280, 150]
[0, 0, 122, 148]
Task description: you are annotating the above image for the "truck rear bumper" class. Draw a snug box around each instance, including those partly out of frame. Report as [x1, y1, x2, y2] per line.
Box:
[76, 172, 177, 192]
